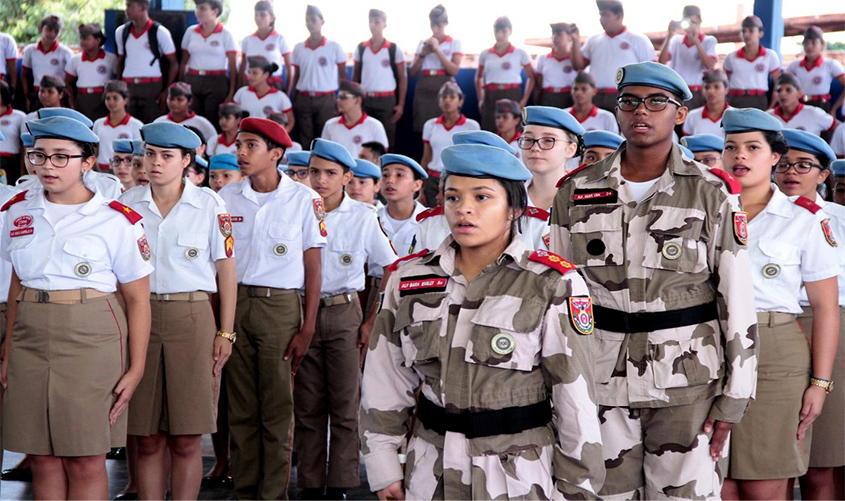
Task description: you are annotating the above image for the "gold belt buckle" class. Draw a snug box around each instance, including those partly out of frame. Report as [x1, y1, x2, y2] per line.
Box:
[35, 291, 50, 303]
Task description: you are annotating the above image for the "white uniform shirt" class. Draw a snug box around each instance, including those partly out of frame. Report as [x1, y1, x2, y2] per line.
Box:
[748, 186, 839, 313]
[322, 194, 395, 295]
[291, 37, 346, 92]
[0, 33, 18, 78]
[478, 44, 530, 85]
[208, 133, 237, 155]
[241, 30, 291, 80]
[414, 37, 462, 72]
[218, 172, 327, 288]
[153, 112, 217, 142]
[0, 190, 153, 292]
[800, 195, 845, 306]
[682, 105, 729, 137]
[832, 124, 845, 158]
[767, 104, 836, 136]
[116, 20, 177, 80]
[65, 50, 117, 89]
[786, 57, 845, 98]
[535, 53, 576, 90]
[378, 202, 426, 258]
[581, 28, 656, 88]
[93, 114, 144, 167]
[321, 114, 388, 157]
[353, 40, 405, 93]
[0, 107, 26, 155]
[723, 46, 781, 91]
[22, 41, 73, 86]
[666, 34, 718, 88]
[565, 105, 620, 133]
[233, 86, 293, 119]
[119, 182, 232, 294]
[0, 185, 19, 303]
[422, 115, 481, 172]
[181, 23, 237, 72]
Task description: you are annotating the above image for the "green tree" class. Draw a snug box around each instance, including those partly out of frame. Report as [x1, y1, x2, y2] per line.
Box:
[0, 0, 124, 46]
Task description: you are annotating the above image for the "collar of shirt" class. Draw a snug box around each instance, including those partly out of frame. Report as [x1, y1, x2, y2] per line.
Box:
[432, 234, 530, 277]
[131, 19, 154, 38]
[305, 36, 327, 50]
[1, 106, 13, 117]
[773, 103, 803, 122]
[82, 49, 106, 62]
[682, 33, 705, 47]
[758, 184, 794, 219]
[364, 39, 392, 52]
[435, 114, 467, 130]
[238, 168, 293, 203]
[253, 29, 278, 41]
[137, 180, 204, 217]
[604, 27, 627, 39]
[28, 188, 105, 217]
[37, 40, 60, 54]
[194, 22, 224, 38]
[341, 112, 368, 129]
[166, 111, 197, 123]
[106, 113, 133, 128]
[547, 51, 571, 62]
[737, 45, 767, 61]
[701, 104, 729, 122]
[569, 105, 599, 123]
[800, 56, 824, 71]
[248, 85, 278, 98]
[330, 192, 356, 215]
[488, 44, 515, 57]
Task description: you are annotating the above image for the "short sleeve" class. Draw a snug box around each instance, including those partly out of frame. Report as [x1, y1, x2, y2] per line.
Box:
[115, 26, 126, 56]
[581, 36, 594, 61]
[365, 211, 397, 268]
[224, 30, 237, 53]
[832, 127, 845, 157]
[802, 213, 841, 282]
[233, 86, 245, 104]
[113, 222, 155, 284]
[302, 197, 328, 250]
[682, 114, 693, 135]
[703, 36, 718, 59]
[636, 35, 656, 62]
[180, 28, 192, 50]
[240, 37, 248, 56]
[352, 44, 362, 63]
[373, 120, 388, 149]
[477, 50, 488, 68]
[157, 26, 177, 55]
[279, 92, 292, 112]
[279, 35, 291, 55]
[0, 210, 12, 263]
[723, 54, 734, 73]
[414, 40, 424, 56]
[334, 42, 346, 64]
[768, 51, 781, 72]
[535, 56, 545, 73]
[65, 56, 78, 77]
[21, 46, 32, 68]
[519, 48, 531, 66]
[3, 36, 17, 60]
[291, 44, 301, 66]
[393, 44, 405, 63]
[830, 59, 845, 78]
[422, 119, 434, 142]
[467, 119, 481, 131]
[320, 119, 333, 140]
[451, 39, 463, 56]
[210, 203, 234, 261]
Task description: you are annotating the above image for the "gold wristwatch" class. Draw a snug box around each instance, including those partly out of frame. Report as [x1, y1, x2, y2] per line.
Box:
[217, 330, 237, 344]
[809, 377, 834, 394]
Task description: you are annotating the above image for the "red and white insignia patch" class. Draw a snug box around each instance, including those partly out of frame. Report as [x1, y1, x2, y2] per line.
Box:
[13, 215, 33, 229]
[568, 297, 594, 335]
[319, 220, 328, 237]
[224, 235, 234, 258]
[138, 235, 152, 261]
[218, 213, 232, 237]
[542, 233, 551, 249]
[312, 199, 326, 221]
[822, 218, 838, 247]
[733, 211, 748, 245]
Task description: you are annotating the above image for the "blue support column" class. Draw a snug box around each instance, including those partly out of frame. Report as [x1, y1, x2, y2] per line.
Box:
[160, 0, 185, 10]
[753, 0, 783, 56]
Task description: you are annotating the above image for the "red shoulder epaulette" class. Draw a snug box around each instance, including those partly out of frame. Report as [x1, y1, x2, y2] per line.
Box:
[524, 206, 550, 221]
[556, 164, 589, 188]
[388, 249, 430, 272]
[794, 196, 821, 214]
[708, 168, 741, 195]
[528, 249, 575, 274]
[0, 191, 27, 212]
[416, 206, 443, 222]
[108, 200, 143, 224]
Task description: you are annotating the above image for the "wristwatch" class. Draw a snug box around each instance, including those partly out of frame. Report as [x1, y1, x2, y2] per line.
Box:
[217, 330, 237, 344]
[809, 377, 834, 394]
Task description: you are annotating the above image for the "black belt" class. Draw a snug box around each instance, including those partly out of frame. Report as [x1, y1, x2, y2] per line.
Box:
[593, 302, 718, 333]
[417, 394, 551, 439]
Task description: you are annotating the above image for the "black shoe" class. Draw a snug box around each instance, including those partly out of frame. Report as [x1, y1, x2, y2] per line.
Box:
[114, 493, 139, 500]
[325, 487, 347, 500]
[105, 447, 126, 460]
[298, 488, 325, 500]
[201, 475, 233, 488]
[1, 467, 32, 482]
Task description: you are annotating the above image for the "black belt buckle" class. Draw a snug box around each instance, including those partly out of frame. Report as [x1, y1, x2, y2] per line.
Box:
[35, 291, 50, 303]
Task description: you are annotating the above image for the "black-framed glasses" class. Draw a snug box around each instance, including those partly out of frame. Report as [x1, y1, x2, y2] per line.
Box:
[616, 94, 682, 112]
[27, 152, 85, 168]
[110, 156, 133, 167]
[774, 161, 823, 174]
[517, 137, 572, 151]
[285, 168, 309, 179]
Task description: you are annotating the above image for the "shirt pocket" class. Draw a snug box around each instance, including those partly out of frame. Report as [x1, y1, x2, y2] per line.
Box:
[267, 222, 302, 258]
[6, 235, 37, 276]
[393, 292, 450, 369]
[176, 232, 209, 264]
[757, 239, 801, 277]
[329, 233, 365, 279]
[63, 237, 109, 277]
[466, 296, 546, 372]
[650, 330, 723, 389]
[642, 207, 708, 273]
[569, 205, 625, 267]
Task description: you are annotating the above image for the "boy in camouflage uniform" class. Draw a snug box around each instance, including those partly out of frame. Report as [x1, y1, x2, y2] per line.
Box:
[550, 62, 759, 499]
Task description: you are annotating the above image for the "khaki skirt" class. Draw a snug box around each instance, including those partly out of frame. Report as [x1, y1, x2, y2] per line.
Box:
[728, 312, 812, 479]
[413, 74, 453, 132]
[128, 296, 219, 436]
[797, 306, 845, 467]
[3, 295, 128, 457]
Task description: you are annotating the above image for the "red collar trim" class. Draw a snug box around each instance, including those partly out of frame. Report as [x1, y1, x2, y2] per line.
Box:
[800, 56, 824, 71]
[82, 49, 106, 62]
[499, 131, 522, 143]
[305, 36, 327, 50]
[131, 19, 154, 39]
[218, 133, 236, 147]
[37, 40, 59, 54]
[737, 45, 766, 62]
[441, 36, 454, 43]
[774, 103, 804, 122]
[489, 44, 515, 57]
[701, 104, 729, 122]
[364, 39, 392, 53]
[1, 106, 13, 117]
[342, 113, 368, 129]
[436, 114, 467, 130]
[167, 111, 196, 123]
[194, 22, 224, 39]
[571, 105, 599, 123]
[248, 85, 278, 98]
[682, 33, 705, 47]
[106, 113, 132, 128]
[547, 51, 571, 62]
[252, 29, 277, 41]
[605, 27, 627, 38]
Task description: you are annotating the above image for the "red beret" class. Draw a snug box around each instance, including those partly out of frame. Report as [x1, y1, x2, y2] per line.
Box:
[238, 117, 292, 148]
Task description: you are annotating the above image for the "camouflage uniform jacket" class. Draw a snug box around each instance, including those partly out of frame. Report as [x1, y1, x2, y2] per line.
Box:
[360, 237, 605, 499]
[549, 144, 759, 423]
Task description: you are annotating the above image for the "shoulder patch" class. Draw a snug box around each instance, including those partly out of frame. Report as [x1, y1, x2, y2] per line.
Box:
[524, 206, 550, 221]
[0, 191, 27, 212]
[528, 249, 575, 274]
[708, 168, 741, 195]
[108, 200, 143, 224]
[416, 206, 444, 222]
[822, 218, 838, 247]
[388, 248, 430, 272]
[312, 198, 326, 221]
[556, 164, 589, 188]
[795, 196, 821, 214]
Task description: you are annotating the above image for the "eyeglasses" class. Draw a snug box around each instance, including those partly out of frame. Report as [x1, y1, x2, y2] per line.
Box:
[27, 152, 85, 168]
[110, 156, 133, 167]
[517, 137, 572, 151]
[616, 94, 682, 112]
[696, 155, 722, 167]
[285, 169, 309, 179]
[337, 93, 355, 100]
[774, 161, 823, 174]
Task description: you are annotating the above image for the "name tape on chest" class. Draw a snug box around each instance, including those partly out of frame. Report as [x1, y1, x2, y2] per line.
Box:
[398, 274, 448, 296]
[573, 189, 618, 206]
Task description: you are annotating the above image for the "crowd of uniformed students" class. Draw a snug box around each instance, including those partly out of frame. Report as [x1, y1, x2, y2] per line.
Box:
[0, 0, 843, 500]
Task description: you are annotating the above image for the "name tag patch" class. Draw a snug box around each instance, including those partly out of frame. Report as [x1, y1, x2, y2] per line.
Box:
[10, 228, 34, 238]
[399, 275, 448, 296]
[573, 189, 618, 205]
[231, 216, 244, 223]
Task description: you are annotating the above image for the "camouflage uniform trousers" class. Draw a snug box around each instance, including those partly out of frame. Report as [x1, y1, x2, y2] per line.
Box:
[599, 398, 729, 500]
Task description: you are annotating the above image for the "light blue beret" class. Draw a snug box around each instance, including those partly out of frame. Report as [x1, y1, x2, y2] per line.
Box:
[615, 61, 693, 101]
[782, 129, 836, 166]
[442, 144, 532, 181]
[583, 130, 624, 150]
[379, 153, 428, 179]
[20, 132, 34, 148]
[452, 130, 516, 155]
[523, 106, 585, 136]
[286, 151, 311, 167]
[310, 138, 356, 170]
[721, 108, 782, 134]
[37, 107, 94, 128]
[141, 122, 202, 149]
[113, 139, 134, 154]
[131, 139, 144, 156]
[352, 158, 381, 180]
[209, 153, 239, 171]
[832, 160, 845, 177]
[27, 116, 99, 143]
[195, 156, 208, 169]
[681, 134, 724, 153]
[678, 144, 694, 158]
